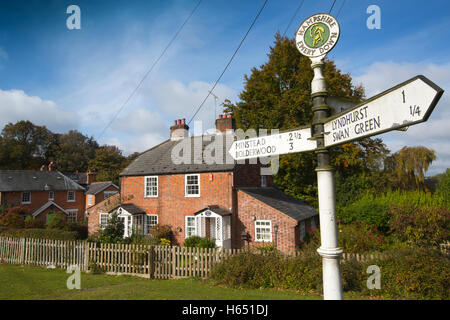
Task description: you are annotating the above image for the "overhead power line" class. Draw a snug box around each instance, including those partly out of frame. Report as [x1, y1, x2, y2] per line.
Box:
[187, 0, 269, 125]
[282, 0, 305, 38]
[336, 0, 346, 18]
[97, 0, 203, 140]
[329, 0, 337, 14]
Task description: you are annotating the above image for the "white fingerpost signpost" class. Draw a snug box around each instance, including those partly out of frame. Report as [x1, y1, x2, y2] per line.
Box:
[228, 13, 444, 300]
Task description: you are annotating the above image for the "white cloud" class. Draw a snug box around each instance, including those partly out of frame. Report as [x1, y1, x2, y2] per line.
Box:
[0, 89, 77, 133]
[149, 80, 236, 124]
[352, 61, 450, 175]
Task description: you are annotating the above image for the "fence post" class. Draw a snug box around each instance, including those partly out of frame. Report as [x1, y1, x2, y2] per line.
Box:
[83, 241, 89, 271]
[148, 246, 154, 279]
[172, 246, 176, 279]
[20, 238, 26, 264]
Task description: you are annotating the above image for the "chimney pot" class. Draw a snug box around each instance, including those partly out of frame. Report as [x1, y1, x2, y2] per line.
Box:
[170, 117, 189, 140]
[215, 113, 235, 133]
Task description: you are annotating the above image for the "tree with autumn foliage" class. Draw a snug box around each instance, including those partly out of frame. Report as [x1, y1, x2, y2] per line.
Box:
[385, 146, 436, 191]
[223, 34, 388, 204]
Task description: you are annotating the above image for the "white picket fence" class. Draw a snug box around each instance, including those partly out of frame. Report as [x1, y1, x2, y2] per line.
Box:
[0, 237, 240, 279]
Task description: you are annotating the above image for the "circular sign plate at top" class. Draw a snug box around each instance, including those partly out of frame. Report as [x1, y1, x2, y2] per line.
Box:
[295, 13, 340, 58]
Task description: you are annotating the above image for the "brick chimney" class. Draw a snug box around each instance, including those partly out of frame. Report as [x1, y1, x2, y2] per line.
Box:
[215, 114, 235, 133]
[87, 171, 97, 184]
[170, 118, 189, 140]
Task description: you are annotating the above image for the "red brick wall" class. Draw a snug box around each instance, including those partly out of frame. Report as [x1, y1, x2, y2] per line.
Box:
[234, 190, 299, 254]
[120, 171, 234, 246]
[1, 190, 85, 222]
[233, 164, 273, 188]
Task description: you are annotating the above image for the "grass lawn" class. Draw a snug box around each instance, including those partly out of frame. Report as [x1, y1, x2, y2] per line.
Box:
[0, 264, 369, 300]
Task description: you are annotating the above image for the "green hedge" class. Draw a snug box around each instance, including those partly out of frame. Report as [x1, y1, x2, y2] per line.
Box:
[209, 247, 450, 299]
[338, 190, 449, 233]
[0, 228, 79, 240]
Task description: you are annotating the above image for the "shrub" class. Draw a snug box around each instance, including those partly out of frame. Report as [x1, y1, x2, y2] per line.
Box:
[0, 212, 24, 229]
[184, 236, 216, 248]
[0, 206, 28, 229]
[209, 247, 449, 299]
[98, 213, 124, 243]
[338, 190, 449, 234]
[123, 233, 158, 245]
[0, 228, 78, 240]
[360, 247, 450, 299]
[46, 211, 67, 230]
[389, 205, 449, 247]
[159, 238, 171, 246]
[64, 222, 89, 240]
[150, 224, 173, 243]
[302, 222, 386, 253]
[184, 235, 201, 247]
[24, 216, 45, 229]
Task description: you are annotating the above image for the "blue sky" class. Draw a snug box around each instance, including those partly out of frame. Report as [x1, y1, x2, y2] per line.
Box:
[0, 0, 449, 175]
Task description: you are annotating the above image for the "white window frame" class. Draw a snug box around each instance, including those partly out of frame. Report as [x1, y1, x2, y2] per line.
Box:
[66, 209, 78, 223]
[255, 220, 272, 242]
[104, 190, 118, 200]
[144, 214, 158, 235]
[21, 192, 31, 204]
[67, 190, 76, 202]
[99, 213, 109, 229]
[48, 191, 54, 201]
[87, 194, 94, 206]
[144, 176, 158, 198]
[261, 175, 267, 187]
[311, 217, 316, 230]
[185, 174, 200, 197]
[185, 216, 197, 238]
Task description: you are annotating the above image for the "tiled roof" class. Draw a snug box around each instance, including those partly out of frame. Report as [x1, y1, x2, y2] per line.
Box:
[86, 193, 121, 214]
[238, 187, 318, 222]
[86, 182, 118, 195]
[120, 203, 145, 215]
[120, 134, 236, 176]
[194, 206, 232, 217]
[0, 170, 85, 192]
[32, 201, 68, 217]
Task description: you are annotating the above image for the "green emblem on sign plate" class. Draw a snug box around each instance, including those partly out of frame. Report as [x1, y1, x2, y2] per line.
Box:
[304, 23, 330, 48]
[295, 13, 340, 58]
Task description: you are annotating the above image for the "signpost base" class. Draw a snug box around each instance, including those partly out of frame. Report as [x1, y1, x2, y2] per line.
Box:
[316, 167, 343, 300]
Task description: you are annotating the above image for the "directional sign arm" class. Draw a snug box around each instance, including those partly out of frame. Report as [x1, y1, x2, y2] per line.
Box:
[323, 75, 444, 147]
[229, 127, 317, 160]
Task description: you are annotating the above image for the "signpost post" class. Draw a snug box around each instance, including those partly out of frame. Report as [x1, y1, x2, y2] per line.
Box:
[228, 12, 444, 300]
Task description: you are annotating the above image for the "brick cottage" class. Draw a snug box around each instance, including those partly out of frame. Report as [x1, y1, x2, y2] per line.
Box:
[88, 115, 318, 253]
[0, 169, 86, 223]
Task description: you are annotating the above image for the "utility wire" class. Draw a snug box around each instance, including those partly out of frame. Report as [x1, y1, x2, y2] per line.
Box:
[187, 0, 269, 125]
[97, 0, 203, 140]
[281, 0, 305, 38]
[329, 0, 337, 14]
[336, 0, 346, 18]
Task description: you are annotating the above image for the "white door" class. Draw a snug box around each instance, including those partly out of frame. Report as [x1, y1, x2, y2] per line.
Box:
[118, 215, 132, 238]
